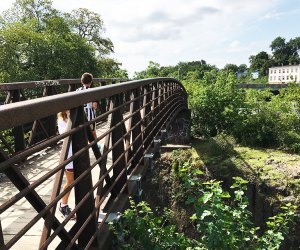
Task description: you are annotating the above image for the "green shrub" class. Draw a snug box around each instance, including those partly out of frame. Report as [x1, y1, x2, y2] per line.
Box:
[111, 157, 296, 249]
[110, 200, 203, 250]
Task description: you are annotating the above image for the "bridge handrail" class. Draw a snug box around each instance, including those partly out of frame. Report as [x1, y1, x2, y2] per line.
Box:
[0, 78, 127, 91]
[0, 78, 186, 131]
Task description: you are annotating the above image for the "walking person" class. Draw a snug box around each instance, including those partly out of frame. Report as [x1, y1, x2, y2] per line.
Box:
[76, 72, 98, 140]
[57, 110, 76, 219]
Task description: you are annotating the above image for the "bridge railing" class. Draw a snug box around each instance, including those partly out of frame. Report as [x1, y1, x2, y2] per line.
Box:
[0, 78, 127, 154]
[0, 77, 189, 249]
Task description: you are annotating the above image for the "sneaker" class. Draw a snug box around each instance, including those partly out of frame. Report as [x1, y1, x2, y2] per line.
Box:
[59, 204, 76, 220]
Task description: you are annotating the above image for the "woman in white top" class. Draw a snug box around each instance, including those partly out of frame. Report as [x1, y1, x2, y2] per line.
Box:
[57, 110, 75, 219]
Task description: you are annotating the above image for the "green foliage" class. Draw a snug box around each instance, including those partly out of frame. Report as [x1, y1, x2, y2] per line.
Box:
[171, 150, 205, 203]
[0, 0, 126, 82]
[0, 129, 14, 154]
[191, 177, 256, 250]
[191, 177, 296, 250]
[111, 153, 297, 249]
[67, 8, 114, 55]
[230, 87, 300, 152]
[185, 66, 300, 152]
[249, 36, 300, 77]
[257, 203, 297, 250]
[270, 36, 300, 65]
[110, 199, 202, 250]
[188, 71, 245, 137]
[171, 152, 296, 249]
[133, 60, 217, 81]
[249, 51, 270, 77]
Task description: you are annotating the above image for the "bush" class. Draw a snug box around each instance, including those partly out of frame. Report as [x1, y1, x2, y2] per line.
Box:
[188, 72, 245, 137]
[110, 200, 203, 250]
[111, 155, 297, 250]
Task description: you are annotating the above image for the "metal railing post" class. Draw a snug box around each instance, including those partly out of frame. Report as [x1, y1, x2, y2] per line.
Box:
[71, 107, 98, 248]
[110, 94, 128, 195]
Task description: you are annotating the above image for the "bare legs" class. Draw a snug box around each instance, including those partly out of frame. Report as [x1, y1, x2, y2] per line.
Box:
[61, 169, 74, 205]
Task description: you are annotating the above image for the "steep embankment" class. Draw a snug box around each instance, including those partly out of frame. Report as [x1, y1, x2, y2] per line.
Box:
[143, 136, 300, 249]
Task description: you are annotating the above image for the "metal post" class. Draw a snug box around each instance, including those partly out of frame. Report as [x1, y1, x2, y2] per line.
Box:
[110, 95, 128, 195]
[71, 107, 98, 248]
[160, 129, 167, 145]
[144, 153, 154, 176]
[153, 139, 161, 158]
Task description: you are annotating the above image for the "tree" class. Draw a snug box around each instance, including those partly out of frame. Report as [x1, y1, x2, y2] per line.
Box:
[270, 36, 300, 66]
[0, 17, 99, 81]
[249, 51, 270, 76]
[1, 0, 57, 26]
[0, 0, 122, 82]
[222, 64, 239, 74]
[68, 8, 114, 56]
[133, 61, 161, 79]
[96, 58, 128, 78]
[287, 37, 300, 64]
[189, 71, 245, 136]
[270, 36, 291, 65]
[133, 60, 217, 81]
[237, 64, 247, 74]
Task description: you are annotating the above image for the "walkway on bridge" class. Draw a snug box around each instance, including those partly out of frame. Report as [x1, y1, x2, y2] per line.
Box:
[1, 121, 111, 249]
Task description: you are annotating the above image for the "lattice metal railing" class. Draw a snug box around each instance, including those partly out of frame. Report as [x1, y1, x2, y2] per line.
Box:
[0, 78, 126, 154]
[0, 77, 189, 249]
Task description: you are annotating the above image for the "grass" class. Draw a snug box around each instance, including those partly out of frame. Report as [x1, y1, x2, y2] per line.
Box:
[191, 136, 300, 203]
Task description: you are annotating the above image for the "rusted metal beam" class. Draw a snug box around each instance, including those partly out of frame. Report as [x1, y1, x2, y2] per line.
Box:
[71, 107, 98, 248]
[110, 95, 128, 196]
[0, 150, 76, 249]
[128, 88, 144, 171]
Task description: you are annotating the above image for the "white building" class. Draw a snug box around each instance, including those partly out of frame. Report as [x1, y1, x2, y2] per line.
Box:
[268, 65, 300, 83]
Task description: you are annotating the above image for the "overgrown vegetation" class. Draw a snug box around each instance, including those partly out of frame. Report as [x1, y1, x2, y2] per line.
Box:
[184, 73, 300, 153]
[111, 150, 297, 249]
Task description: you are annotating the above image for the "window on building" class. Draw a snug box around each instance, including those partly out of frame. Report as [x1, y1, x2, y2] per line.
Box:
[270, 76, 272, 81]
[287, 69, 289, 73]
[287, 76, 289, 80]
[279, 77, 281, 81]
[274, 76, 276, 81]
[291, 69, 293, 73]
[296, 69, 298, 73]
[270, 70, 273, 74]
[282, 76, 285, 80]
[274, 70, 276, 73]
[283, 69, 285, 73]
[279, 70, 281, 73]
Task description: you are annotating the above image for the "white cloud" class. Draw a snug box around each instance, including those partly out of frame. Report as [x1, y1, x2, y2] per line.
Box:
[1, 0, 299, 77]
[259, 10, 286, 21]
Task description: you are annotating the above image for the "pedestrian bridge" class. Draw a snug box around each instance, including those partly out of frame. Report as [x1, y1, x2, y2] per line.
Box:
[0, 78, 190, 249]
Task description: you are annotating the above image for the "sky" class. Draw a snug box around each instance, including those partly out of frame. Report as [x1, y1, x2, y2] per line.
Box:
[1, 0, 300, 77]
